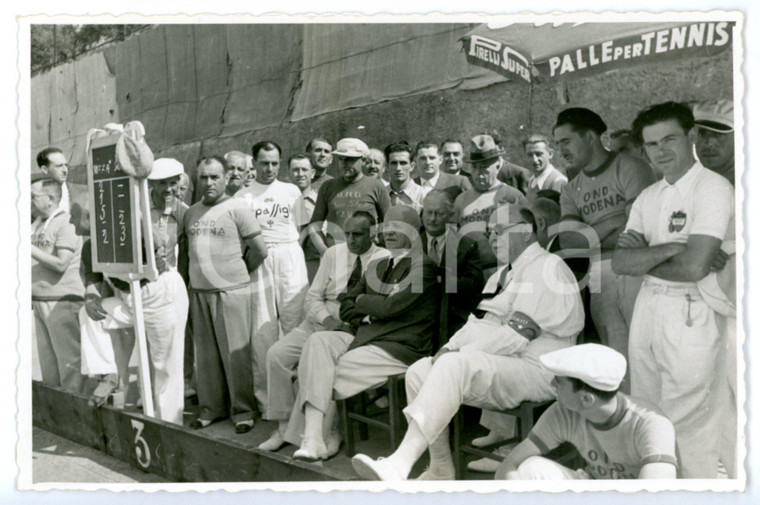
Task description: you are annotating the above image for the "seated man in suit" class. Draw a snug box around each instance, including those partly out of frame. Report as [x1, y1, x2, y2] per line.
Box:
[421, 190, 484, 345]
[284, 205, 441, 461]
[352, 201, 584, 480]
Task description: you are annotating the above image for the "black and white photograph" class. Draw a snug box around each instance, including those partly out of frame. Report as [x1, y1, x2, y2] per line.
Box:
[9, 3, 756, 501]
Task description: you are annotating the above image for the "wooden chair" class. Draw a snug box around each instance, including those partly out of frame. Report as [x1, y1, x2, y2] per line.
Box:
[452, 400, 554, 479]
[335, 373, 407, 457]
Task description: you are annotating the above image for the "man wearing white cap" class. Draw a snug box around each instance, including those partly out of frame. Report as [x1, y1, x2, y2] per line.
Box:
[308, 138, 390, 259]
[79, 158, 190, 424]
[694, 99, 735, 186]
[236, 141, 309, 417]
[693, 98, 738, 478]
[495, 344, 678, 480]
[352, 202, 583, 481]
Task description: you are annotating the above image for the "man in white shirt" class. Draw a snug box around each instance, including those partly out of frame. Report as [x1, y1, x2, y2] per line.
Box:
[612, 101, 734, 478]
[522, 134, 568, 203]
[258, 211, 391, 452]
[386, 142, 425, 213]
[35, 147, 86, 214]
[352, 202, 584, 480]
[236, 140, 309, 417]
[288, 153, 318, 225]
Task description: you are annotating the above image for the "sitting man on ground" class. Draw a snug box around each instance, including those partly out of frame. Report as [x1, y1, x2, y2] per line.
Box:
[258, 211, 391, 452]
[351, 201, 584, 480]
[284, 205, 441, 461]
[495, 344, 678, 480]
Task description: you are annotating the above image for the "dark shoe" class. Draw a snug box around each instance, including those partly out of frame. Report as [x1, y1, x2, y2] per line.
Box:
[88, 374, 119, 408]
[190, 418, 213, 430]
[235, 419, 254, 434]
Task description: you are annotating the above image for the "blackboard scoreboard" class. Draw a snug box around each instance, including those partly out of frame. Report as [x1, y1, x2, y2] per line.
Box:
[86, 128, 156, 279]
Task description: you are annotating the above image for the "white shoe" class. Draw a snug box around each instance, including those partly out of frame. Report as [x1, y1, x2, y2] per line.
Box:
[325, 430, 342, 458]
[467, 457, 501, 473]
[471, 431, 509, 448]
[293, 438, 327, 461]
[258, 430, 286, 451]
[351, 454, 404, 481]
[415, 466, 455, 480]
[467, 444, 514, 473]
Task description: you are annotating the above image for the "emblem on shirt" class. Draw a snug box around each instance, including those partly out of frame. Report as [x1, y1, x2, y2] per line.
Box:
[668, 210, 687, 233]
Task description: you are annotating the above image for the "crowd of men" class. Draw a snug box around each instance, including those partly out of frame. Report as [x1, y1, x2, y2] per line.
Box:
[31, 98, 737, 481]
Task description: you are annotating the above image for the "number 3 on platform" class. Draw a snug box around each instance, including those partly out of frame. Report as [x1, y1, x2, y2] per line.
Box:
[130, 419, 151, 468]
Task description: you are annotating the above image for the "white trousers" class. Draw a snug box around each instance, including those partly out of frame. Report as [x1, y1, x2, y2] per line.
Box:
[264, 318, 325, 421]
[250, 242, 309, 416]
[283, 330, 407, 447]
[33, 299, 87, 394]
[403, 351, 555, 445]
[629, 280, 722, 478]
[514, 456, 589, 480]
[78, 270, 188, 425]
[589, 259, 641, 392]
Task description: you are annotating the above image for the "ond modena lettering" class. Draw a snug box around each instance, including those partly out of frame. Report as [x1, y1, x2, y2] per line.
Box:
[188, 219, 227, 237]
[581, 192, 625, 216]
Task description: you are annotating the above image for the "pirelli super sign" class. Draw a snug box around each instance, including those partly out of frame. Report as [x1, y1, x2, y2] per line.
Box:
[463, 22, 735, 84]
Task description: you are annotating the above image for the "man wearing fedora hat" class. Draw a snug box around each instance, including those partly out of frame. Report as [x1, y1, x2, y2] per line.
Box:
[495, 344, 678, 480]
[78, 158, 190, 424]
[454, 134, 527, 276]
[308, 138, 391, 258]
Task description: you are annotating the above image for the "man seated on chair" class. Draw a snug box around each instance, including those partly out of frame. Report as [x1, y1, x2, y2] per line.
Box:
[495, 344, 678, 480]
[284, 205, 441, 461]
[258, 210, 391, 452]
[351, 201, 584, 480]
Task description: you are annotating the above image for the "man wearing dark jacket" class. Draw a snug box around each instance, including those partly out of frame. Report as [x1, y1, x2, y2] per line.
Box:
[283, 205, 440, 461]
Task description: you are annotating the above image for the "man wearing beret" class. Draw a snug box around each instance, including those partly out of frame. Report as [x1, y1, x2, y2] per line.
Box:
[352, 202, 584, 480]
[495, 344, 678, 480]
[79, 158, 191, 424]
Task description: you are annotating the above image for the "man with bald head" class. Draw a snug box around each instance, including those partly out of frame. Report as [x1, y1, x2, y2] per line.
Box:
[183, 156, 269, 433]
[352, 202, 584, 481]
[286, 205, 441, 461]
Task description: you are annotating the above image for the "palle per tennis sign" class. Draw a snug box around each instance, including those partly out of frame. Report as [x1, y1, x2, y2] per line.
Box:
[462, 21, 735, 84]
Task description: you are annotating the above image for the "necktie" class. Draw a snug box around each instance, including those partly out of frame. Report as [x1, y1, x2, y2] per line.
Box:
[346, 255, 362, 292]
[431, 236, 444, 265]
[480, 265, 512, 300]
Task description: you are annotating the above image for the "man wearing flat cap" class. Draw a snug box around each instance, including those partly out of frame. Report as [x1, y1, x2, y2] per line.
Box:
[352, 202, 584, 481]
[308, 138, 391, 258]
[454, 134, 527, 277]
[694, 99, 735, 186]
[495, 344, 678, 480]
[79, 158, 190, 424]
[284, 205, 440, 462]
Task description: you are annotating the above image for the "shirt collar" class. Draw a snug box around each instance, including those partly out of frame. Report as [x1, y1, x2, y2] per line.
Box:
[511, 241, 543, 273]
[303, 187, 318, 202]
[390, 178, 413, 194]
[420, 172, 440, 189]
[35, 207, 66, 232]
[150, 195, 179, 216]
[654, 160, 704, 193]
[532, 164, 556, 188]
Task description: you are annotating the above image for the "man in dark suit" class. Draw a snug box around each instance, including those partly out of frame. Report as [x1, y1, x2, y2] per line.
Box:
[36, 147, 88, 213]
[413, 141, 472, 202]
[421, 190, 484, 348]
[284, 205, 441, 461]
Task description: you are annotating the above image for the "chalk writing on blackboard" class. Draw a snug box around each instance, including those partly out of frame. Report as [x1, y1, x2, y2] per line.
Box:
[92, 143, 134, 264]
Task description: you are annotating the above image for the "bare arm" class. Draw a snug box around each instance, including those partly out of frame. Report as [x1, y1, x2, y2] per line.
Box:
[31, 245, 74, 274]
[611, 231, 685, 276]
[495, 438, 544, 480]
[647, 234, 724, 283]
[638, 462, 677, 479]
[243, 234, 268, 272]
